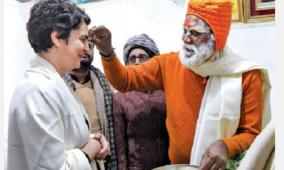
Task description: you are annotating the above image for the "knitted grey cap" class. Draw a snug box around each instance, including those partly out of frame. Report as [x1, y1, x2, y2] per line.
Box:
[123, 33, 160, 64]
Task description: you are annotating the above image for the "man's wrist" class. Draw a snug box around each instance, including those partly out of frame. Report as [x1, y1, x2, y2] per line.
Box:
[99, 48, 115, 58]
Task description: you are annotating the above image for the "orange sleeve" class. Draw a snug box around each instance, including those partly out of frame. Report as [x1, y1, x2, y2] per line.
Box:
[223, 69, 263, 158]
[101, 54, 164, 92]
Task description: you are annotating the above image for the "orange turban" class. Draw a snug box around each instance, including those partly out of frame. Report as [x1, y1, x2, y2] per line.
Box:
[187, 0, 232, 51]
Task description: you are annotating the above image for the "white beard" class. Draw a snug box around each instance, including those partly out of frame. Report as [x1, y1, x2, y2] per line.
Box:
[179, 37, 215, 68]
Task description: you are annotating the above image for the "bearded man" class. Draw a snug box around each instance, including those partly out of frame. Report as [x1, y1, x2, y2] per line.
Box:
[89, 0, 271, 169]
[64, 38, 118, 170]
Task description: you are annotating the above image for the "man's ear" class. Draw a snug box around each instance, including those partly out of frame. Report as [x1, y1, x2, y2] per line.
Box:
[51, 31, 61, 48]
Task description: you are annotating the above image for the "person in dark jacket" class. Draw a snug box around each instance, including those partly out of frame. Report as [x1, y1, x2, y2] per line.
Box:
[113, 33, 170, 170]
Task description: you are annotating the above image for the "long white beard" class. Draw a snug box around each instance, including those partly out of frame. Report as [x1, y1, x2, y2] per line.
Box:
[179, 38, 215, 68]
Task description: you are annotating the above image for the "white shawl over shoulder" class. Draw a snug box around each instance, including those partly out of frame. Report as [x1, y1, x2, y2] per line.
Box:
[189, 47, 271, 166]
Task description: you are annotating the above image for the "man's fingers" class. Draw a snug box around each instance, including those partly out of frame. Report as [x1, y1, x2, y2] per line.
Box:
[96, 148, 109, 160]
[219, 159, 227, 170]
[200, 154, 217, 170]
[89, 37, 97, 44]
[200, 140, 229, 170]
[92, 133, 102, 140]
[96, 152, 104, 160]
[88, 25, 113, 55]
[209, 158, 224, 170]
[89, 25, 110, 39]
[94, 134, 110, 160]
[88, 27, 97, 40]
[96, 150, 105, 160]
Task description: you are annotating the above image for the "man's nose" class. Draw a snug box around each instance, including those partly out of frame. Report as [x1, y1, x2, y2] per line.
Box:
[183, 34, 192, 44]
[135, 58, 141, 65]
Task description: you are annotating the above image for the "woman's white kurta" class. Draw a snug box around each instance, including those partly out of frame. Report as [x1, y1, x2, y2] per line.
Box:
[7, 56, 94, 170]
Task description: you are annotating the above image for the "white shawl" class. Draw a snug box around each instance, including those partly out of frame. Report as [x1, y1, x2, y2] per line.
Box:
[189, 47, 271, 166]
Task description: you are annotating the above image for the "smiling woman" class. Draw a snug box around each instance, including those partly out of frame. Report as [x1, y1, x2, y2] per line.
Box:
[6, 0, 106, 170]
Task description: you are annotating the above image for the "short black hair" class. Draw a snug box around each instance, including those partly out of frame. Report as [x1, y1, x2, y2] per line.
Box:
[27, 0, 90, 53]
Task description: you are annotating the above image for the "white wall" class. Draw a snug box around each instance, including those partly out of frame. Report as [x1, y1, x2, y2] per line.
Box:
[0, 0, 4, 169]
[3, 0, 36, 169]
[79, 0, 188, 66]
[275, 0, 284, 169]
[2, 0, 276, 169]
